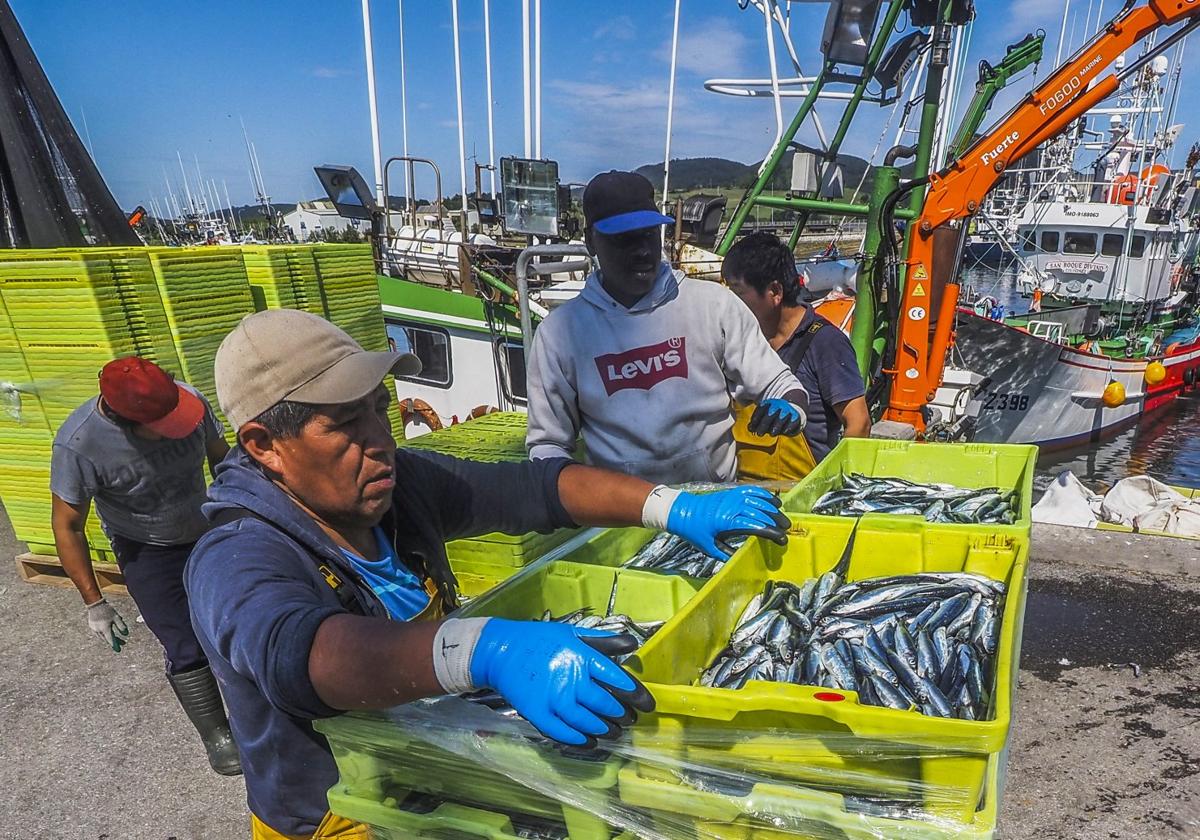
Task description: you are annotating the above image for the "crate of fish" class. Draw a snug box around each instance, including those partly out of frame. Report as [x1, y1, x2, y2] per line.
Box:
[317, 713, 624, 840]
[623, 516, 1028, 822]
[614, 748, 1004, 840]
[781, 439, 1038, 534]
[458, 558, 702, 631]
[551, 526, 742, 582]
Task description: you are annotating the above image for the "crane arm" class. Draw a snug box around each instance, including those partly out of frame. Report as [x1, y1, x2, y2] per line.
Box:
[883, 0, 1200, 430]
[947, 33, 1045, 162]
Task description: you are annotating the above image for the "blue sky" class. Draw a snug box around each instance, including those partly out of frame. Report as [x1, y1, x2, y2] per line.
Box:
[12, 0, 1200, 210]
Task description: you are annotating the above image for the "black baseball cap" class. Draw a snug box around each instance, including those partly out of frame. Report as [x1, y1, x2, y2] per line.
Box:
[583, 171, 675, 235]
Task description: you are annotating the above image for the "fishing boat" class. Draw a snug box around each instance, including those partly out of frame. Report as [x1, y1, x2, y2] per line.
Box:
[947, 49, 1200, 448]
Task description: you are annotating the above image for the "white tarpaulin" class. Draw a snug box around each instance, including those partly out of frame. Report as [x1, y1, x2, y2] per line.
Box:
[1032, 471, 1104, 528]
[1034, 472, 1200, 538]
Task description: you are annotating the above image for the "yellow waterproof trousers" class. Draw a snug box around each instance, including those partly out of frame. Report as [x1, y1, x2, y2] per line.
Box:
[251, 812, 368, 840]
[732, 403, 818, 482]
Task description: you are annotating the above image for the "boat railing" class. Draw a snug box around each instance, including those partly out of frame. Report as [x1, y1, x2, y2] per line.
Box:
[1028, 320, 1068, 345]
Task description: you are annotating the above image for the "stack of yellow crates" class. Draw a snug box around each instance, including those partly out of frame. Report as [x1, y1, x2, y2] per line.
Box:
[311, 244, 384, 350]
[241, 245, 325, 315]
[0, 250, 187, 557]
[0, 243, 399, 570]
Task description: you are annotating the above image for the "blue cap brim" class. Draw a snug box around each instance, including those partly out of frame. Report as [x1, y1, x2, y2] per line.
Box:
[593, 209, 676, 235]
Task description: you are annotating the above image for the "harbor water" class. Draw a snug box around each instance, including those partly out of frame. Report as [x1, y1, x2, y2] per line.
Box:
[960, 263, 1200, 493]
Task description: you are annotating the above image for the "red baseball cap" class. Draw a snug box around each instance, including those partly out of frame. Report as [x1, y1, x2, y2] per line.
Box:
[98, 357, 205, 439]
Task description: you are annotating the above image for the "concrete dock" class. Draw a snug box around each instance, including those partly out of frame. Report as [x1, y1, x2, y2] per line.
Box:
[1, 510, 1197, 839]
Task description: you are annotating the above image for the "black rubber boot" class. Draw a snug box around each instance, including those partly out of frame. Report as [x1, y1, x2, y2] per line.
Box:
[167, 665, 243, 776]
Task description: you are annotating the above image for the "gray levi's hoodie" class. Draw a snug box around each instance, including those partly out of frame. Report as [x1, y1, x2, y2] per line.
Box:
[525, 262, 806, 485]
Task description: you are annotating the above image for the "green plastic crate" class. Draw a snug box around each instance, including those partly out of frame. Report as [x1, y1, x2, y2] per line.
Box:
[541, 527, 673, 571]
[459, 559, 703, 625]
[318, 714, 622, 840]
[625, 516, 1028, 823]
[447, 527, 581, 570]
[615, 749, 1003, 840]
[781, 439, 1038, 536]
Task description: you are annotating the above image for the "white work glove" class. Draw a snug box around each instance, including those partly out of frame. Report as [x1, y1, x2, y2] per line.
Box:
[85, 598, 130, 653]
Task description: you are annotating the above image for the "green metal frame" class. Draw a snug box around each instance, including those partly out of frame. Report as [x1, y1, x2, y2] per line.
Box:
[716, 0, 912, 256]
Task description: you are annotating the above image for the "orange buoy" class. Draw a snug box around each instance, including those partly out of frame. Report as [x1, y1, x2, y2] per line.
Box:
[1103, 380, 1126, 408]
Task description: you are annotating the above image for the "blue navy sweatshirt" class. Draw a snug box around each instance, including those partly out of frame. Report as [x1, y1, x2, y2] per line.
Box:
[185, 447, 574, 836]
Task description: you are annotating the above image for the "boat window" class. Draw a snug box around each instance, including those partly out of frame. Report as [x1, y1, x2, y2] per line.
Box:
[1062, 232, 1097, 255]
[385, 321, 452, 388]
[1101, 233, 1124, 257]
[1131, 235, 1147, 258]
[1039, 231, 1060, 253]
[497, 341, 527, 403]
[1019, 231, 1036, 252]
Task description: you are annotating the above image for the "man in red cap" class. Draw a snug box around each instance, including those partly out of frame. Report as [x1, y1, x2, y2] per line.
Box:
[49, 356, 240, 776]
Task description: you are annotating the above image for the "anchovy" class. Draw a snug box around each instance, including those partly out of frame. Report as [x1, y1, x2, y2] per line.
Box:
[869, 674, 912, 710]
[946, 593, 983, 638]
[736, 593, 765, 629]
[932, 626, 952, 675]
[622, 533, 742, 579]
[915, 630, 938, 679]
[894, 622, 920, 673]
[823, 644, 859, 692]
[922, 592, 974, 633]
[812, 474, 1020, 524]
[919, 676, 955, 718]
[731, 609, 779, 649]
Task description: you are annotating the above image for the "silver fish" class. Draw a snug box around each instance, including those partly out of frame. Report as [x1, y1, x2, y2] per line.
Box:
[915, 630, 938, 679]
[731, 609, 779, 649]
[946, 593, 984, 639]
[918, 676, 955, 718]
[869, 674, 912, 710]
[736, 594, 765, 628]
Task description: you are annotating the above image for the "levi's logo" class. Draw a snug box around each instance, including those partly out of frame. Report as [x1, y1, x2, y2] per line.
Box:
[595, 338, 688, 396]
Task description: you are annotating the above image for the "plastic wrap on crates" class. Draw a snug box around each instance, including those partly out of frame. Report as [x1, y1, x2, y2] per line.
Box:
[334, 696, 1002, 839]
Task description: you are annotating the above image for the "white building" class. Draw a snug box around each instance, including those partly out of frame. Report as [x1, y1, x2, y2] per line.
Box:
[283, 200, 367, 241]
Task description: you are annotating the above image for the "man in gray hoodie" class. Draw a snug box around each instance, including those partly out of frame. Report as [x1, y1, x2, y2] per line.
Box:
[526, 170, 809, 487]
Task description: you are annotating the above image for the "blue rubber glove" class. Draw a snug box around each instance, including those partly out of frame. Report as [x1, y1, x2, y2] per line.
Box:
[747, 398, 807, 437]
[665, 485, 790, 559]
[468, 619, 655, 747]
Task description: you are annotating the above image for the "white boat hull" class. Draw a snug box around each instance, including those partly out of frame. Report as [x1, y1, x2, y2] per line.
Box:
[953, 311, 1146, 448]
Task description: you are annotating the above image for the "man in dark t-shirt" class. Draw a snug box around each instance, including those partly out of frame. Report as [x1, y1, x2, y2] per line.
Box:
[725, 232, 871, 470]
[50, 356, 239, 775]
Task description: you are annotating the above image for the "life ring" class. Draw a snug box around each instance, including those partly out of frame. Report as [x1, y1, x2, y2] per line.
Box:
[467, 404, 499, 421]
[1165, 342, 1182, 356]
[1109, 174, 1138, 205]
[399, 397, 443, 432]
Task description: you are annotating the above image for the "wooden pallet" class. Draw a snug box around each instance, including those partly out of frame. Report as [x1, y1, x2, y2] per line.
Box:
[15, 552, 128, 597]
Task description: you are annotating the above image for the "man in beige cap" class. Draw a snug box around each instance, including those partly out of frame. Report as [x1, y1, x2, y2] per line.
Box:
[186, 309, 790, 839]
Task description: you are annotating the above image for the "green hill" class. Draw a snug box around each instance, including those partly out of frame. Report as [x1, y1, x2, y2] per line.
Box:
[635, 148, 876, 195]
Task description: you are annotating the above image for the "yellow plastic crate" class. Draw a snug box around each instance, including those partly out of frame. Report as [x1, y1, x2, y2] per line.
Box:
[782, 439, 1038, 537]
[616, 749, 1003, 839]
[626, 516, 1028, 823]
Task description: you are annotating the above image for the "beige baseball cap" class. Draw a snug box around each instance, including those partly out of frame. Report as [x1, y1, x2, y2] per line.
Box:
[214, 309, 421, 430]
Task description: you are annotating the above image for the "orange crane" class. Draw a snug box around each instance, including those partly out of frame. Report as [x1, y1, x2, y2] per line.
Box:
[881, 0, 1200, 432]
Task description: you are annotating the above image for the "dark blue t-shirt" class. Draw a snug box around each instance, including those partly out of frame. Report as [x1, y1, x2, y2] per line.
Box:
[778, 305, 866, 460]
